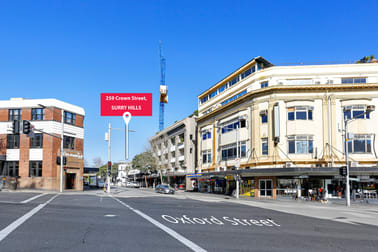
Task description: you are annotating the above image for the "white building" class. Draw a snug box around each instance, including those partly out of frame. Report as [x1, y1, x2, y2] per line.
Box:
[196, 57, 378, 199]
[150, 116, 197, 189]
[117, 161, 132, 184]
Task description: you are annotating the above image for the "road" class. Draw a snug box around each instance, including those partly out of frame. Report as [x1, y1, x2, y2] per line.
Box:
[0, 188, 377, 252]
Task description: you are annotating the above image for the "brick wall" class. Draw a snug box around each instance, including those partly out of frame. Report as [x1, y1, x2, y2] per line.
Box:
[45, 107, 61, 122]
[75, 138, 83, 153]
[19, 134, 30, 177]
[21, 108, 31, 121]
[0, 109, 8, 121]
[76, 115, 84, 127]
[0, 134, 7, 156]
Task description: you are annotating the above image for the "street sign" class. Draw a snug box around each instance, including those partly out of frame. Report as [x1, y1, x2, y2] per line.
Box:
[235, 158, 240, 168]
[349, 178, 360, 182]
[100, 93, 153, 116]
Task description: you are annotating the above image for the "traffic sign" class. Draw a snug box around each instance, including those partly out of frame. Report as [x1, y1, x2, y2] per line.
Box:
[100, 93, 152, 116]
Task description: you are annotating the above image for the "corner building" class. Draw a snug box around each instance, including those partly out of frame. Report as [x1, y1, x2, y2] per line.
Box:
[196, 57, 378, 199]
[0, 98, 85, 191]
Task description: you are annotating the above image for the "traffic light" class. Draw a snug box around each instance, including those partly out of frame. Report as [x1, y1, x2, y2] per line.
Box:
[63, 157, 67, 165]
[57, 156, 61, 165]
[12, 120, 20, 134]
[22, 120, 31, 134]
[339, 166, 347, 176]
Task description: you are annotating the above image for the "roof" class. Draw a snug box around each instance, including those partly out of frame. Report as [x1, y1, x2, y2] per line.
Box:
[198, 56, 274, 98]
[0, 98, 85, 116]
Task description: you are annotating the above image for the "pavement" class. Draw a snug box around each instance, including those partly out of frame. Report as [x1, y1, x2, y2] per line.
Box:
[0, 188, 377, 251]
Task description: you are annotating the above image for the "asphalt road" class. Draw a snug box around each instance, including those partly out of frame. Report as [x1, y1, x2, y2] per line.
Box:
[0, 190, 377, 252]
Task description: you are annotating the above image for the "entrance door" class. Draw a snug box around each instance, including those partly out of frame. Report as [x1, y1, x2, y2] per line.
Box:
[259, 179, 273, 197]
[66, 173, 76, 189]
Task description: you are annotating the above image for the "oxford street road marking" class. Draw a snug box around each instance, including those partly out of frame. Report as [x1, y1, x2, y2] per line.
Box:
[0, 194, 59, 243]
[111, 196, 207, 252]
[161, 214, 281, 227]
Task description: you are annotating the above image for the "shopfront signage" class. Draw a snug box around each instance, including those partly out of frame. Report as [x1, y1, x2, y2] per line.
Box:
[100, 93, 152, 116]
[186, 173, 202, 178]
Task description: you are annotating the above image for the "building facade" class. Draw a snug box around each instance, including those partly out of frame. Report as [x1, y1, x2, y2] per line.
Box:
[150, 116, 197, 189]
[117, 161, 132, 184]
[196, 57, 378, 199]
[0, 98, 85, 191]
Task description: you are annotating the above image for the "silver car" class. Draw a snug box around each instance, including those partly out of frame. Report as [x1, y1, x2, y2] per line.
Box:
[155, 184, 175, 194]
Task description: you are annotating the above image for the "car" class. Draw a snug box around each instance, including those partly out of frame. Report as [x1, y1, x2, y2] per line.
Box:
[97, 179, 105, 188]
[155, 184, 175, 194]
[127, 181, 140, 188]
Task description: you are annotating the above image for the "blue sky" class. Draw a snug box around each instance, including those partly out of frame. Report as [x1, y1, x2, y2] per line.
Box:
[0, 0, 377, 166]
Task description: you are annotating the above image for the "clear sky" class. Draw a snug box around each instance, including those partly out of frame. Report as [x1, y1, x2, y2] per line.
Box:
[0, 0, 377, 166]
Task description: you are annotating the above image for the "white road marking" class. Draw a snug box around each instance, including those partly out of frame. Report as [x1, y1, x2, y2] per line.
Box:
[20, 193, 46, 204]
[0, 194, 59, 243]
[111, 196, 207, 252]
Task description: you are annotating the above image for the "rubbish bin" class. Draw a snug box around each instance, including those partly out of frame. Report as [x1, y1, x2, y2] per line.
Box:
[10, 181, 17, 190]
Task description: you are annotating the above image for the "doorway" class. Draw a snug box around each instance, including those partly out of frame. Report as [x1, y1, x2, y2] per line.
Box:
[259, 179, 273, 197]
[66, 173, 76, 189]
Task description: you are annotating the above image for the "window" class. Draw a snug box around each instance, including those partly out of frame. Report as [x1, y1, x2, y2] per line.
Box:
[200, 96, 208, 104]
[221, 141, 246, 161]
[9, 109, 21, 121]
[288, 135, 313, 154]
[228, 76, 239, 87]
[262, 138, 268, 155]
[241, 68, 252, 79]
[202, 150, 212, 164]
[342, 77, 366, 84]
[288, 106, 313, 121]
[209, 90, 218, 99]
[218, 84, 227, 93]
[63, 136, 75, 149]
[29, 161, 42, 177]
[347, 134, 371, 153]
[30, 133, 43, 148]
[259, 179, 273, 197]
[240, 119, 246, 128]
[221, 90, 247, 106]
[260, 81, 269, 88]
[0, 162, 19, 177]
[202, 130, 211, 140]
[221, 121, 240, 134]
[7, 134, 20, 149]
[32, 108, 45, 120]
[343, 105, 371, 120]
[260, 111, 268, 123]
[64, 111, 76, 125]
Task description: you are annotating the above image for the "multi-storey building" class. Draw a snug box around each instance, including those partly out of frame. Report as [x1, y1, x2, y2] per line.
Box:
[117, 161, 132, 184]
[196, 57, 378, 199]
[0, 98, 85, 191]
[150, 116, 197, 189]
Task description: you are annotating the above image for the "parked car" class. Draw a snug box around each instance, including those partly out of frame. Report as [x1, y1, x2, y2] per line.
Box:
[97, 178, 105, 188]
[127, 181, 140, 188]
[155, 184, 175, 194]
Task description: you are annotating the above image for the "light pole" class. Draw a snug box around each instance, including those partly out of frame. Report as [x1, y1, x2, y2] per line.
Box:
[343, 105, 375, 207]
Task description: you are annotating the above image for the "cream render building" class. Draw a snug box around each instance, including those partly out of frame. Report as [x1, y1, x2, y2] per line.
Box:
[196, 57, 378, 199]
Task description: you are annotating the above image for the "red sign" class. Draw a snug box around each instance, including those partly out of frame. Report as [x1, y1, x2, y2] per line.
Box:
[101, 93, 152, 116]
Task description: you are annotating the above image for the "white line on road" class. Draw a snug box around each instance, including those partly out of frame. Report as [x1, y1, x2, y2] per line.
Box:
[20, 193, 46, 204]
[0, 194, 59, 243]
[111, 196, 207, 252]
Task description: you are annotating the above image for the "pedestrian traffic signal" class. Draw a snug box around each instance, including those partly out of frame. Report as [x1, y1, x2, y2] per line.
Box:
[108, 161, 111, 169]
[12, 120, 20, 134]
[63, 157, 67, 165]
[22, 120, 31, 134]
[339, 166, 347, 176]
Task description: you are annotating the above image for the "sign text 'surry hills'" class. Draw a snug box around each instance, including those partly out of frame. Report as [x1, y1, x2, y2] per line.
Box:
[100, 93, 152, 116]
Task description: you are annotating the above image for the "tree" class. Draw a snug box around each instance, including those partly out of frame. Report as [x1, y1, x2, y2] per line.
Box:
[92, 157, 103, 168]
[132, 151, 157, 172]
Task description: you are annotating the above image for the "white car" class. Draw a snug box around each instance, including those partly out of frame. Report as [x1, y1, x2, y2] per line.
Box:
[127, 181, 140, 188]
[97, 179, 105, 188]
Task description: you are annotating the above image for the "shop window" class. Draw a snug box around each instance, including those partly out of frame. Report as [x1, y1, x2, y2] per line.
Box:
[1, 161, 19, 177]
[288, 135, 313, 154]
[341, 77, 366, 84]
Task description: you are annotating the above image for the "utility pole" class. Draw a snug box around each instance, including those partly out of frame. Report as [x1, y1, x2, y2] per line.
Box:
[344, 116, 350, 207]
[236, 122, 240, 199]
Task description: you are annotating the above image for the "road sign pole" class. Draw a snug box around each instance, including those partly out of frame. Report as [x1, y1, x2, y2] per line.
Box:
[123, 112, 132, 160]
[107, 123, 111, 194]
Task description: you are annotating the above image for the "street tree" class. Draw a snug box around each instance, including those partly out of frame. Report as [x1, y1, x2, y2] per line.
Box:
[132, 151, 157, 172]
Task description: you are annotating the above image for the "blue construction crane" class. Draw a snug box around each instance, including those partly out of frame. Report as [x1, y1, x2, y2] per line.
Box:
[159, 42, 168, 131]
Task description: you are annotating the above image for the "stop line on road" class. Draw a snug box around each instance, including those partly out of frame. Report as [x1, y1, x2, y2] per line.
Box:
[161, 214, 280, 227]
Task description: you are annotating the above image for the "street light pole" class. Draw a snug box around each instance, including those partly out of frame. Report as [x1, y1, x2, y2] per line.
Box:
[344, 116, 350, 207]
[236, 123, 240, 199]
[60, 109, 64, 193]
